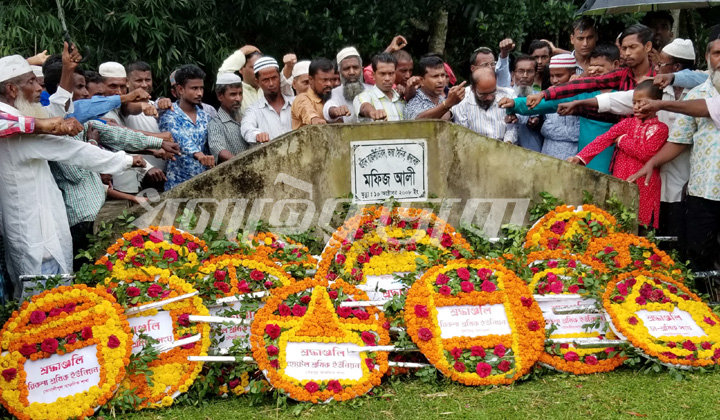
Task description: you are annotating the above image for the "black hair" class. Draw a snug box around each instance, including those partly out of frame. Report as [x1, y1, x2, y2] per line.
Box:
[711, 24, 720, 42]
[642, 11, 674, 26]
[85, 70, 104, 85]
[513, 54, 537, 72]
[174, 64, 205, 86]
[371, 53, 397, 72]
[620, 24, 653, 46]
[571, 16, 596, 35]
[417, 54, 445, 77]
[590, 44, 620, 62]
[215, 82, 243, 96]
[126, 60, 151, 76]
[309, 57, 334, 77]
[635, 79, 663, 100]
[469, 47, 494, 68]
[40, 54, 85, 94]
[527, 40, 551, 55]
[392, 49, 412, 63]
[244, 51, 262, 66]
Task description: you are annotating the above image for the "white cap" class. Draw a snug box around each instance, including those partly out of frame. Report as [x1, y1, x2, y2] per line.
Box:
[336, 47, 360, 65]
[30, 65, 43, 78]
[662, 38, 695, 61]
[216, 72, 242, 85]
[549, 53, 577, 69]
[291, 60, 311, 79]
[99, 62, 127, 78]
[253, 56, 279, 74]
[0, 55, 33, 83]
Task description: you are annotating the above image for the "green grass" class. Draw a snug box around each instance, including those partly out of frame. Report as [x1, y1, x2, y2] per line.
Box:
[119, 367, 720, 420]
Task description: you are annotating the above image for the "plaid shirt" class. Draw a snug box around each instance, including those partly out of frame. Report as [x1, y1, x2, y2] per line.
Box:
[0, 113, 34, 137]
[50, 121, 162, 226]
[208, 107, 249, 162]
[544, 66, 656, 101]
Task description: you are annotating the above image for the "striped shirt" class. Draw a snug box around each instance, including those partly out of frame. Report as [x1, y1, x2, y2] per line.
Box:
[208, 107, 249, 162]
[50, 121, 163, 227]
[0, 113, 34, 137]
[353, 86, 405, 122]
[451, 87, 518, 144]
[544, 66, 656, 101]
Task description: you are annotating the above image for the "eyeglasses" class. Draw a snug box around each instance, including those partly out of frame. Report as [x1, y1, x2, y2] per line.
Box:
[476, 61, 496, 68]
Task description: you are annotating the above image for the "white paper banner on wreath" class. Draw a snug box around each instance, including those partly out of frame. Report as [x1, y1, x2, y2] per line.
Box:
[635, 308, 707, 339]
[128, 310, 175, 354]
[359, 272, 412, 301]
[536, 295, 605, 336]
[208, 302, 264, 349]
[24, 345, 101, 404]
[435, 304, 511, 339]
[283, 342, 365, 381]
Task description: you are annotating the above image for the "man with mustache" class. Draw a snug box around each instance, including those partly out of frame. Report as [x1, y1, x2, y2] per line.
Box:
[323, 47, 371, 124]
[291, 58, 333, 129]
[241, 57, 294, 144]
[354, 53, 406, 122]
[404, 54, 465, 120]
[208, 72, 247, 164]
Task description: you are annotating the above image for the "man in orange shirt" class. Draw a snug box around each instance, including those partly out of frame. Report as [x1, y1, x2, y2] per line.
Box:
[290, 58, 335, 129]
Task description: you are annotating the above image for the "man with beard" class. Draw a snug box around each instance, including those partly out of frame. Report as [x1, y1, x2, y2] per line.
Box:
[629, 36, 720, 273]
[0, 54, 146, 295]
[323, 47, 371, 124]
[159, 64, 214, 190]
[241, 57, 294, 143]
[208, 72, 247, 163]
[291, 58, 333, 129]
[404, 54, 465, 120]
[452, 67, 517, 144]
[354, 53, 406, 122]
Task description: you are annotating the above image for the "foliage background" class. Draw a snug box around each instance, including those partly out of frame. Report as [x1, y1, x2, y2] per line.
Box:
[0, 0, 718, 99]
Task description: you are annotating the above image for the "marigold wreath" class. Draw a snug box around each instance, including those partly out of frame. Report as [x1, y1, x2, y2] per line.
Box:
[525, 205, 618, 252]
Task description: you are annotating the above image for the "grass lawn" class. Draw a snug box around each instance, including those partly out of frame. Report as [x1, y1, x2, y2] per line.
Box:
[121, 367, 720, 420]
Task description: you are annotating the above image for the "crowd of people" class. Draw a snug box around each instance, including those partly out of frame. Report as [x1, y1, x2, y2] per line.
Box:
[0, 12, 719, 302]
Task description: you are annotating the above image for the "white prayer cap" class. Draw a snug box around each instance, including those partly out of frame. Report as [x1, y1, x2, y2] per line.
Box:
[30, 65, 43, 78]
[99, 61, 127, 78]
[216, 72, 242, 85]
[218, 49, 246, 74]
[253, 56, 279, 74]
[549, 53, 577, 68]
[0, 55, 33, 83]
[336, 47, 360, 65]
[662, 38, 695, 61]
[291, 60, 311, 79]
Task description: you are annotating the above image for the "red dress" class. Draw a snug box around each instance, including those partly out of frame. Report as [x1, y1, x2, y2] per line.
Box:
[577, 116, 668, 228]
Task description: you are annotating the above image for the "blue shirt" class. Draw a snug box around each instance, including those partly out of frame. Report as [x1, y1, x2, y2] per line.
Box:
[40, 90, 50, 106]
[159, 102, 210, 190]
[68, 96, 122, 123]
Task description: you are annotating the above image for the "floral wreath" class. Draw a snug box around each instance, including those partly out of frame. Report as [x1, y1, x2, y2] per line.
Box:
[96, 226, 208, 282]
[239, 232, 318, 278]
[404, 259, 545, 385]
[525, 205, 618, 252]
[0, 285, 132, 420]
[250, 278, 390, 403]
[524, 250, 625, 374]
[603, 270, 720, 368]
[105, 273, 211, 409]
[586, 233, 680, 280]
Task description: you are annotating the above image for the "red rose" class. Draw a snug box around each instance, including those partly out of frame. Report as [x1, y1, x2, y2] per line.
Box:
[480, 280, 496, 293]
[337, 307, 352, 318]
[130, 234, 145, 248]
[460, 281, 475, 293]
[528, 320, 541, 331]
[550, 220, 566, 235]
[116, 251, 127, 260]
[41, 338, 59, 354]
[564, 351, 579, 362]
[326, 272, 338, 281]
[19, 343, 36, 357]
[237, 280, 251, 294]
[547, 260, 559, 268]
[107, 335, 121, 349]
[418, 328, 433, 341]
[353, 309, 370, 320]
[126, 286, 141, 297]
[568, 285, 580, 294]
[477, 268, 492, 280]
[476, 362, 492, 378]
[214, 270, 227, 281]
[171, 234, 185, 245]
[456, 267, 470, 280]
[680, 294, 690, 301]
[414, 305, 429, 318]
[214, 281, 230, 294]
[265, 324, 281, 339]
[147, 283, 163, 298]
[454, 362, 466, 372]
[383, 322, 391, 330]
[567, 260, 577, 268]
[705, 317, 717, 326]
[65, 334, 77, 345]
[105, 261, 114, 271]
[270, 359, 279, 368]
[450, 347, 462, 360]
[300, 295, 311, 304]
[187, 241, 199, 251]
[612, 295, 625, 303]
[49, 307, 63, 317]
[628, 317, 638, 325]
[2, 368, 17, 382]
[635, 296, 647, 305]
[441, 234, 454, 247]
[471, 346, 486, 357]
[585, 355, 598, 365]
[178, 313, 190, 327]
[494, 344, 506, 358]
[451, 249, 460, 258]
[29, 310, 46, 325]
[292, 305, 307, 317]
[683, 340, 697, 351]
[406, 241, 417, 251]
[702, 342, 712, 350]
[149, 231, 164, 243]
[531, 267, 539, 274]
[369, 244, 383, 256]
[560, 343, 569, 349]
[365, 358, 375, 370]
[305, 381, 319, 393]
[327, 380, 343, 393]
[548, 237, 559, 250]
[520, 297, 533, 307]
[667, 342, 677, 348]
[361, 331, 376, 345]
[228, 379, 240, 390]
[397, 220, 407, 228]
[439, 285, 452, 295]
[278, 304, 291, 316]
[61, 303, 75, 313]
[81, 326, 93, 340]
[549, 281, 563, 294]
[435, 274, 450, 285]
[267, 345, 279, 356]
[163, 249, 178, 262]
[250, 270, 265, 281]
[497, 360, 511, 372]
[328, 290, 339, 299]
[354, 228, 364, 239]
[603, 246, 614, 254]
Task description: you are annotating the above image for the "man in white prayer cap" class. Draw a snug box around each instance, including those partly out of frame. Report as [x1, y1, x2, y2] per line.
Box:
[0, 54, 146, 297]
[291, 60, 311, 94]
[208, 72, 248, 163]
[323, 47, 371, 123]
[241, 56, 294, 143]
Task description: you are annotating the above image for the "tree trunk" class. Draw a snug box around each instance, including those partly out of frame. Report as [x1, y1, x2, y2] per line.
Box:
[428, 9, 449, 55]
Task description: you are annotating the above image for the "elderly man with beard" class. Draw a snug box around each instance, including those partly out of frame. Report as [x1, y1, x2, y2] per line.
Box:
[629, 36, 720, 273]
[323, 47, 371, 124]
[241, 57, 294, 143]
[0, 54, 146, 296]
[208, 73, 247, 163]
[291, 58, 334, 129]
[405, 54, 466, 120]
[452, 67, 517, 144]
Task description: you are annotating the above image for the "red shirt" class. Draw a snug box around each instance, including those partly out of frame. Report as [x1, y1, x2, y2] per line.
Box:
[544, 66, 656, 101]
